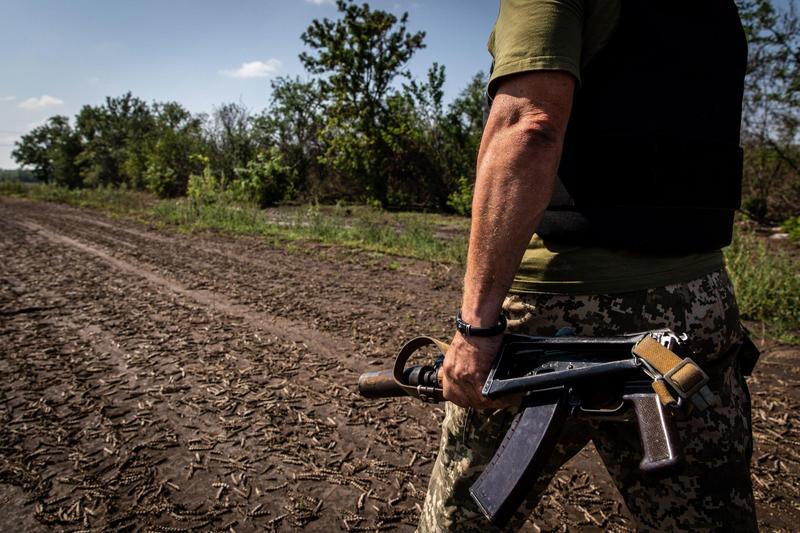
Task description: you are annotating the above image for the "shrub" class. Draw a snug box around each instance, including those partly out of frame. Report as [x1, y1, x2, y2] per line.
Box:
[187, 155, 223, 206]
[145, 163, 179, 198]
[232, 148, 296, 207]
[742, 196, 768, 220]
[783, 215, 800, 244]
[446, 175, 473, 216]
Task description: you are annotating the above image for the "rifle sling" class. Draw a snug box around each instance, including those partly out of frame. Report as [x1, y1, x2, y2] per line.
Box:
[393, 336, 448, 402]
[632, 336, 712, 408]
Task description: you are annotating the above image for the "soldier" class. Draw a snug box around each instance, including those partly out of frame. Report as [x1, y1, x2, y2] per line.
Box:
[419, 1, 756, 531]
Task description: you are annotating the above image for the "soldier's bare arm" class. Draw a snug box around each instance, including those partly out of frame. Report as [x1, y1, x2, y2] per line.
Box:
[442, 70, 575, 409]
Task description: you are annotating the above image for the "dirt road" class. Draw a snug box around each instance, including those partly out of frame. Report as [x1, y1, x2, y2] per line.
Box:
[1, 198, 797, 532]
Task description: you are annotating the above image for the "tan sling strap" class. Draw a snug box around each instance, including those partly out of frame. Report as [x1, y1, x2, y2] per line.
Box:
[632, 336, 714, 410]
[393, 336, 448, 403]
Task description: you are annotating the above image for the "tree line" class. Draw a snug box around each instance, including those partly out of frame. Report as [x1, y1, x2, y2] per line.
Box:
[12, 0, 483, 213]
[11, 0, 800, 220]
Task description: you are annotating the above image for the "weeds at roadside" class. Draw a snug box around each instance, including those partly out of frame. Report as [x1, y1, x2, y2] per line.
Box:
[1, 183, 468, 263]
[784, 215, 800, 244]
[725, 229, 800, 344]
[152, 198, 469, 263]
[0, 180, 152, 216]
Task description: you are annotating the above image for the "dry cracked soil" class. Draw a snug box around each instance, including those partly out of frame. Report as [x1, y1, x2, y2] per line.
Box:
[0, 197, 797, 532]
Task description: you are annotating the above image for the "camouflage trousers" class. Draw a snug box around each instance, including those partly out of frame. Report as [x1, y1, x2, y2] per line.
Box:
[418, 268, 757, 532]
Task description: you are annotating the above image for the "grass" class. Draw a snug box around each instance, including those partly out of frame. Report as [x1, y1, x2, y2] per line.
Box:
[0, 180, 153, 216]
[0, 181, 469, 264]
[725, 228, 800, 344]
[149, 198, 469, 263]
[2, 181, 797, 344]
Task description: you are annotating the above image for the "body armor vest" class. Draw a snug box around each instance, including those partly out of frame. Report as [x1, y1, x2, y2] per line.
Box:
[537, 0, 748, 253]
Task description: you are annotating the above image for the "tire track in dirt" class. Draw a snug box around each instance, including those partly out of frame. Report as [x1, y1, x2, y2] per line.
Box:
[56, 212, 176, 245]
[16, 219, 360, 371]
[10, 214, 413, 461]
[17, 200, 461, 362]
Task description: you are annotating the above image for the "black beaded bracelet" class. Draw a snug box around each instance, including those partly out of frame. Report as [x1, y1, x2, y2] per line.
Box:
[455, 311, 507, 337]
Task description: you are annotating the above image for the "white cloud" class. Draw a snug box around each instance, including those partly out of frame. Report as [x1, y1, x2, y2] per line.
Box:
[0, 96, 16, 102]
[221, 59, 281, 79]
[306, 0, 334, 4]
[18, 95, 64, 110]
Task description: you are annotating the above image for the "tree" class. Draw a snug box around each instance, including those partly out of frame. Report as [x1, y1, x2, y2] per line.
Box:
[0, 168, 37, 182]
[441, 71, 487, 214]
[144, 102, 205, 197]
[205, 102, 256, 184]
[233, 147, 297, 207]
[737, 0, 800, 219]
[378, 63, 449, 208]
[384, 68, 488, 212]
[75, 93, 154, 188]
[445, 71, 486, 168]
[300, 0, 426, 204]
[12, 116, 83, 187]
[253, 77, 325, 197]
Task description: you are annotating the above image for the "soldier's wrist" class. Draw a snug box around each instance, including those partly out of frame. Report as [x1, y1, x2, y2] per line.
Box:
[455, 310, 507, 337]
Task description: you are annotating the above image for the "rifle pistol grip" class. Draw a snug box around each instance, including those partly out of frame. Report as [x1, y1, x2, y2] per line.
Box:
[624, 391, 683, 475]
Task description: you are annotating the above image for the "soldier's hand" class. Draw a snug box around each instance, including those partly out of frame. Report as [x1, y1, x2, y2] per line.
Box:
[442, 333, 507, 409]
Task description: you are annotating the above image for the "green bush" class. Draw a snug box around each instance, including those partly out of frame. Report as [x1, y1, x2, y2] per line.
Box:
[145, 163, 179, 198]
[783, 215, 800, 244]
[446, 175, 473, 216]
[741, 196, 768, 220]
[232, 148, 296, 207]
[365, 197, 383, 210]
[0, 179, 28, 196]
[187, 155, 223, 206]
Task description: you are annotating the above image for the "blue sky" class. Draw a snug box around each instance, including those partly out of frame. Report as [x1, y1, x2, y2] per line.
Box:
[0, 0, 500, 169]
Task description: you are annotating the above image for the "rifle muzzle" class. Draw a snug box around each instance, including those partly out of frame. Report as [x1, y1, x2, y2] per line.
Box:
[358, 369, 403, 399]
[358, 365, 439, 399]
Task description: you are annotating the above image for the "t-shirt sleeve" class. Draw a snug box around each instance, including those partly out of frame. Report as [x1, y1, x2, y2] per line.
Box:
[487, 0, 584, 96]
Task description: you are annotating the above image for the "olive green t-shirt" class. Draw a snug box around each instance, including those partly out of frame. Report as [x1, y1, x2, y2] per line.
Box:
[487, 0, 724, 295]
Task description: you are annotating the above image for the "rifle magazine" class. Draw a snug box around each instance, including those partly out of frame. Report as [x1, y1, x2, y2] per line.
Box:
[469, 387, 570, 526]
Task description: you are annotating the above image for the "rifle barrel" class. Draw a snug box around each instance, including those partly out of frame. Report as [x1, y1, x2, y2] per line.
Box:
[357, 369, 404, 398]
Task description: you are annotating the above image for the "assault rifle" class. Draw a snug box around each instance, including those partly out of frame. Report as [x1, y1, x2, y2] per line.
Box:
[357, 329, 716, 527]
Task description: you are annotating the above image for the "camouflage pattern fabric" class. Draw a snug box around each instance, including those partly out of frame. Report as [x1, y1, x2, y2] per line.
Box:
[418, 268, 757, 532]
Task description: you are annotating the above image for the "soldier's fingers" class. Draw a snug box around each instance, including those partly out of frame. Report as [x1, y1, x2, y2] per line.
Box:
[468, 381, 518, 410]
[442, 380, 470, 408]
[465, 380, 496, 410]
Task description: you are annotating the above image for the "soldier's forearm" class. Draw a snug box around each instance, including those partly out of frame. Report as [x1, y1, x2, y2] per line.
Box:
[460, 71, 574, 326]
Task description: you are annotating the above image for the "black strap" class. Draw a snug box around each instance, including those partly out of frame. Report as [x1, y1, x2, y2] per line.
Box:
[456, 312, 507, 337]
[738, 325, 761, 376]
